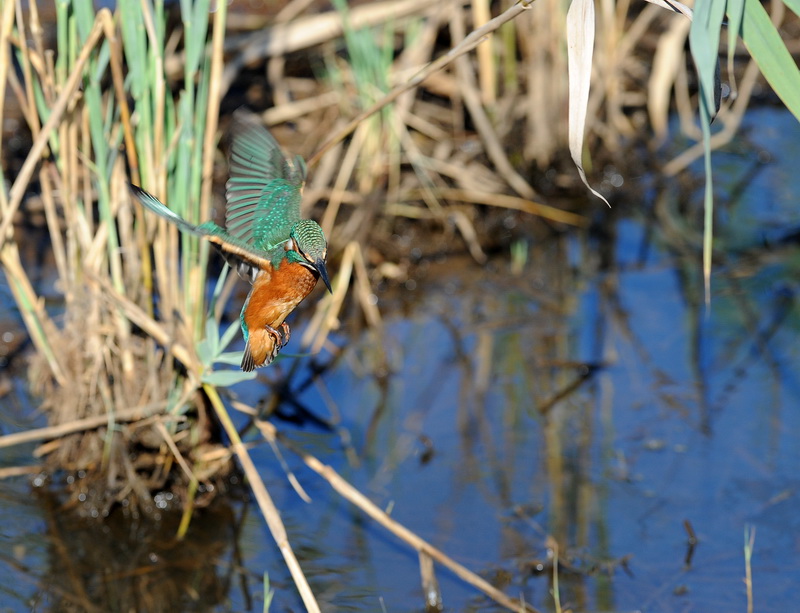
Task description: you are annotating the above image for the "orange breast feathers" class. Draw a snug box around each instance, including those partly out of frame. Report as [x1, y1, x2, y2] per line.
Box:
[242, 261, 320, 367]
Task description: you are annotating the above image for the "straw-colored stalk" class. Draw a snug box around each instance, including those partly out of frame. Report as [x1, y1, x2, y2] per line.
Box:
[0, 1, 230, 510]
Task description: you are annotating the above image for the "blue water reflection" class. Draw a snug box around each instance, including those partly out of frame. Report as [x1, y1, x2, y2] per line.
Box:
[1, 108, 799, 611]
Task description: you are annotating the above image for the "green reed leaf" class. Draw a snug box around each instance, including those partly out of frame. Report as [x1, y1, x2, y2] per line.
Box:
[740, 0, 800, 123]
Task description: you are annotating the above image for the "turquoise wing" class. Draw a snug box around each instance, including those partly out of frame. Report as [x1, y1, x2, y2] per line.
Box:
[130, 184, 275, 272]
[225, 110, 306, 255]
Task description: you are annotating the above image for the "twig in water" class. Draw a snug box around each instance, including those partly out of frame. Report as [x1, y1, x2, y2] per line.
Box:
[203, 385, 322, 613]
[744, 524, 755, 613]
[254, 416, 541, 613]
[0, 403, 168, 450]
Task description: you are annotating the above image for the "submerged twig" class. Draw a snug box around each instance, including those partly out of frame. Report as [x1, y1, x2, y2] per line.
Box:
[203, 385, 322, 612]
[744, 524, 756, 613]
[0, 465, 42, 479]
[419, 551, 443, 611]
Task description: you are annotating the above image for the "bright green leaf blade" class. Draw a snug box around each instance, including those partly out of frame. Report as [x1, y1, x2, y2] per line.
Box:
[740, 0, 800, 123]
[263, 572, 274, 612]
[196, 338, 213, 363]
[782, 0, 800, 18]
[166, 383, 191, 415]
[201, 370, 257, 387]
[73, 0, 95, 43]
[216, 351, 292, 366]
[688, 0, 726, 305]
[214, 351, 246, 366]
[689, 0, 726, 113]
[219, 321, 241, 352]
[208, 266, 229, 315]
[205, 317, 219, 357]
[726, 0, 745, 66]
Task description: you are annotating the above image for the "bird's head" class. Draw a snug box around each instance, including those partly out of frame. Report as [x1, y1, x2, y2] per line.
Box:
[287, 220, 332, 292]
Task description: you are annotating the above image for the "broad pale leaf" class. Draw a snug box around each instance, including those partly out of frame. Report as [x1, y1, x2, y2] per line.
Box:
[204, 316, 219, 358]
[214, 351, 248, 366]
[219, 320, 241, 353]
[201, 369, 257, 386]
[566, 0, 610, 206]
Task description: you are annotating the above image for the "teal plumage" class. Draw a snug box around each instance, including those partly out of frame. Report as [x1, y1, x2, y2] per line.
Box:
[130, 110, 331, 371]
[225, 111, 307, 267]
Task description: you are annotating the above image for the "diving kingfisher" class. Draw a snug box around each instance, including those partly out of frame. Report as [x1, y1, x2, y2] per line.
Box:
[130, 111, 332, 371]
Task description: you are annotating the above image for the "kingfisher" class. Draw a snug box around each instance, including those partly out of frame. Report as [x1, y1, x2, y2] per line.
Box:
[130, 111, 332, 371]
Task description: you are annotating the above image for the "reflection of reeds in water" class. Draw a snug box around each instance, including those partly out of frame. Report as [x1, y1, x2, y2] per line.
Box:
[35, 487, 238, 613]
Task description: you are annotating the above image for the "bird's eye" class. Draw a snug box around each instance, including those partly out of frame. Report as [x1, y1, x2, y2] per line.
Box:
[293, 244, 314, 265]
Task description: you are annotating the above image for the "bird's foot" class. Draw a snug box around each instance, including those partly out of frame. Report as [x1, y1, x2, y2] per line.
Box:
[264, 324, 282, 344]
[258, 325, 282, 366]
[264, 323, 291, 355]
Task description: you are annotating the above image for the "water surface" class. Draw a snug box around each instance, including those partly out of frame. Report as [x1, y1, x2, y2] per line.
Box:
[1, 108, 799, 612]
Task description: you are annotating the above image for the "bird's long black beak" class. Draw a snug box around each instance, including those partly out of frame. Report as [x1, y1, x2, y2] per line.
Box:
[316, 258, 332, 293]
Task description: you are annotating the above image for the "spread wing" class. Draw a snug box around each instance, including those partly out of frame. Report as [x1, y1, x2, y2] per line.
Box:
[130, 184, 275, 273]
[225, 110, 306, 259]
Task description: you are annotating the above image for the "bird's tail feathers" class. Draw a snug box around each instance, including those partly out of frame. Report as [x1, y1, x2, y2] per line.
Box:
[241, 340, 256, 372]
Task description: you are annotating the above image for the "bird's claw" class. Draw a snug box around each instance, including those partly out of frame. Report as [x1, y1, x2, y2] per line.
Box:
[265, 322, 292, 354]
